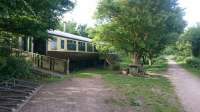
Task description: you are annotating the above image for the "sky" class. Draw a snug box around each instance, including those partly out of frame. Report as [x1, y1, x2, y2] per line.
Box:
[63, 0, 200, 28]
[178, 0, 200, 27]
[63, 0, 98, 26]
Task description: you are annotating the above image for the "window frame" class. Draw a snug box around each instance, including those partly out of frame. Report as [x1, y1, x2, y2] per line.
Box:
[67, 39, 77, 51]
[60, 39, 65, 49]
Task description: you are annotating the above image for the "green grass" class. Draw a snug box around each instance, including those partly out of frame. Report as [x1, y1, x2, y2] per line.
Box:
[145, 57, 168, 73]
[178, 61, 200, 77]
[174, 56, 200, 77]
[119, 55, 168, 73]
[73, 69, 182, 112]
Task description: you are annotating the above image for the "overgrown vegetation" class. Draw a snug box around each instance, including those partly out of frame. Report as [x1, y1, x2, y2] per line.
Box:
[0, 56, 63, 83]
[166, 25, 200, 76]
[0, 56, 32, 80]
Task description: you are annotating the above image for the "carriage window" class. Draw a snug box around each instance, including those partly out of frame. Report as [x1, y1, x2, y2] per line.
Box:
[61, 40, 65, 49]
[78, 42, 85, 52]
[50, 39, 57, 50]
[67, 40, 76, 50]
[87, 43, 93, 52]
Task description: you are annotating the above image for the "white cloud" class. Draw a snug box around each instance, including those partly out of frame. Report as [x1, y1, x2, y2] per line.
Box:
[178, 0, 200, 27]
[63, 0, 98, 26]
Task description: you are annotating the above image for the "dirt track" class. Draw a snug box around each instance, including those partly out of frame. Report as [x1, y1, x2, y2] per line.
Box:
[20, 76, 132, 112]
[167, 60, 200, 112]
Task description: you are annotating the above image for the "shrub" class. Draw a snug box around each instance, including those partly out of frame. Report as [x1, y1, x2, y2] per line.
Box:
[186, 57, 200, 68]
[0, 56, 33, 79]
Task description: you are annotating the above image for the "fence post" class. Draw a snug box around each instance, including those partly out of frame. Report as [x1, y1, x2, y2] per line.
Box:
[32, 53, 35, 64]
[41, 56, 43, 68]
[35, 54, 37, 65]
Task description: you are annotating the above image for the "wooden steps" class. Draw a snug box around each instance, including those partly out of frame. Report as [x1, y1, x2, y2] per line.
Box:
[0, 79, 42, 112]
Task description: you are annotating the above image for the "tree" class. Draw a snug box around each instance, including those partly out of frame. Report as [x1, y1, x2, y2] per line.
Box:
[93, 0, 185, 66]
[177, 25, 200, 58]
[57, 20, 78, 35]
[0, 0, 74, 39]
[77, 24, 89, 37]
[58, 21, 90, 37]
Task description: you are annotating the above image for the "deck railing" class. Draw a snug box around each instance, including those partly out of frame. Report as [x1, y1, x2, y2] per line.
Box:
[11, 48, 69, 75]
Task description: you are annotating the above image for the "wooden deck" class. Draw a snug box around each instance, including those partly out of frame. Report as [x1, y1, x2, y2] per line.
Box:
[47, 51, 99, 61]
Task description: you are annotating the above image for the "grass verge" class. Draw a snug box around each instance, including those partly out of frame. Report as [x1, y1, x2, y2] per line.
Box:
[174, 56, 200, 77]
[145, 57, 168, 73]
[73, 68, 182, 112]
[178, 62, 200, 77]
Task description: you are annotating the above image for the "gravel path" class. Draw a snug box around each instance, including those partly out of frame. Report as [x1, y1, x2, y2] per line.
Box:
[20, 76, 132, 112]
[167, 59, 200, 112]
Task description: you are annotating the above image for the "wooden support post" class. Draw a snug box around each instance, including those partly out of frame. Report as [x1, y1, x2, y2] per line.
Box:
[64, 61, 67, 74]
[32, 53, 34, 63]
[40, 56, 43, 68]
[34, 54, 37, 65]
[31, 37, 34, 52]
[52, 59, 55, 71]
[49, 58, 52, 71]
[27, 37, 30, 52]
[85, 42, 87, 52]
[66, 58, 70, 74]
[76, 41, 78, 52]
[37, 55, 40, 67]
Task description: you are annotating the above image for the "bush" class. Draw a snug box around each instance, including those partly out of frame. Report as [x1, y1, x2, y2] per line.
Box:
[0, 56, 33, 79]
[174, 56, 186, 62]
[186, 57, 200, 68]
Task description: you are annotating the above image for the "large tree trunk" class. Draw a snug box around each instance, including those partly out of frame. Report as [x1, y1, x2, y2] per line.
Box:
[129, 52, 145, 75]
[132, 52, 141, 65]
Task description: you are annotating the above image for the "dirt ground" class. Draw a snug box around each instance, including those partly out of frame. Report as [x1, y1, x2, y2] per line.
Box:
[167, 59, 200, 112]
[20, 76, 133, 112]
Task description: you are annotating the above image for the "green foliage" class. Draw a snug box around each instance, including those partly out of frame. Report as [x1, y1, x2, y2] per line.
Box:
[179, 61, 200, 78]
[119, 54, 132, 69]
[192, 37, 200, 57]
[145, 56, 168, 73]
[176, 25, 200, 58]
[0, 56, 33, 80]
[58, 21, 90, 37]
[92, 0, 185, 64]
[0, 0, 74, 40]
[64, 21, 78, 34]
[77, 24, 89, 37]
[185, 57, 200, 68]
[168, 25, 200, 65]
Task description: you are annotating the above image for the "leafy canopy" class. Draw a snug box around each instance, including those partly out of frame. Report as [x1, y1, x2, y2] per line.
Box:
[58, 21, 90, 37]
[0, 0, 74, 38]
[177, 25, 200, 57]
[93, 0, 185, 63]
